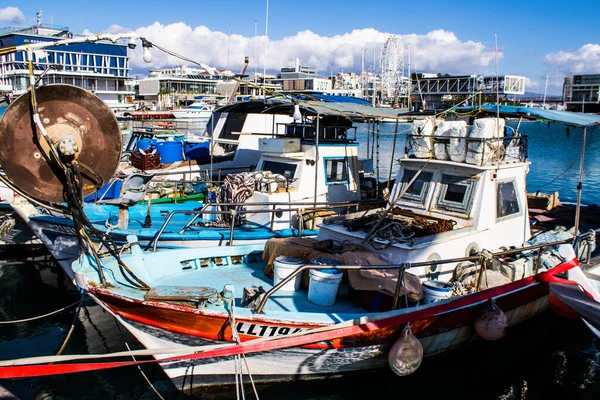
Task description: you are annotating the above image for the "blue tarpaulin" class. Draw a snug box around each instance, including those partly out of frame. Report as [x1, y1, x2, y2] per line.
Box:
[455, 105, 600, 128]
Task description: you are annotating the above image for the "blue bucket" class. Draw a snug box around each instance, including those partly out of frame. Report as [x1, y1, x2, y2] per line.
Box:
[137, 139, 158, 151]
[156, 141, 183, 163]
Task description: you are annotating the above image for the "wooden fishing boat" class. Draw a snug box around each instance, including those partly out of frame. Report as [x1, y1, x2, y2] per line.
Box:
[65, 232, 597, 391]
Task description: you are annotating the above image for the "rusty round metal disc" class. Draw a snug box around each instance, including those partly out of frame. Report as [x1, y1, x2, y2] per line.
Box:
[0, 84, 122, 203]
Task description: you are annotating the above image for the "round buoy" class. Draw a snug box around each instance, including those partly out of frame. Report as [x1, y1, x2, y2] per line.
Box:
[388, 324, 423, 376]
[548, 291, 579, 319]
[474, 303, 508, 341]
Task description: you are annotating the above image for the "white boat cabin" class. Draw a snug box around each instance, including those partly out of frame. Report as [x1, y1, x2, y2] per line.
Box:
[243, 133, 364, 231]
[205, 101, 376, 232]
[202, 99, 371, 174]
[318, 117, 531, 281]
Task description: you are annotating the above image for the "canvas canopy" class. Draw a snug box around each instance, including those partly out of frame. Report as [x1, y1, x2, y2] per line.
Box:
[215, 98, 430, 121]
[455, 105, 600, 128]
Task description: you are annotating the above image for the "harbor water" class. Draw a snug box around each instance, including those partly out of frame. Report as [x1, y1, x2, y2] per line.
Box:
[1, 119, 599, 398]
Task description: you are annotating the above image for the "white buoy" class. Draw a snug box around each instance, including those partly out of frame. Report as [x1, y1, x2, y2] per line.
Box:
[474, 303, 508, 341]
[388, 324, 423, 376]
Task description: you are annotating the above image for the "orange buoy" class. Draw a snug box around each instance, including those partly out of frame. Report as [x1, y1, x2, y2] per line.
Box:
[474, 303, 508, 341]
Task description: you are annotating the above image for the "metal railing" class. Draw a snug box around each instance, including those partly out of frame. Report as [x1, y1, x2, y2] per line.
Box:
[405, 134, 528, 166]
[252, 232, 595, 314]
[146, 200, 371, 251]
[275, 123, 357, 142]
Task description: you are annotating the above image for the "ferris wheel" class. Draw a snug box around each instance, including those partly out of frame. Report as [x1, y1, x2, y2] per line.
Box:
[380, 36, 404, 102]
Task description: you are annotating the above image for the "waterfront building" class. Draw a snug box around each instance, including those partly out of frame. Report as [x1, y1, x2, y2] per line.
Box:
[272, 58, 332, 94]
[137, 65, 225, 109]
[410, 74, 526, 110]
[329, 71, 363, 98]
[242, 73, 281, 98]
[563, 74, 600, 113]
[0, 20, 134, 110]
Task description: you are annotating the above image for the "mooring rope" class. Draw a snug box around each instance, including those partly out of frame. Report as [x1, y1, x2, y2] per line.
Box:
[114, 318, 166, 400]
[224, 287, 259, 400]
[56, 295, 86, 355]
[0, 299, 82, 325]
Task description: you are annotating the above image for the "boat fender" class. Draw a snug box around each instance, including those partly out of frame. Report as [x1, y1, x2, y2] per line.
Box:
[474, 302, 507, 341]
[388, 324, 423, 376]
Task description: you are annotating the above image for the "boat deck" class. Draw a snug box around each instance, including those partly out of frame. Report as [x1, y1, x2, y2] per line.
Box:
[87, 247, 369, 324]
[158, 262, 366, 319]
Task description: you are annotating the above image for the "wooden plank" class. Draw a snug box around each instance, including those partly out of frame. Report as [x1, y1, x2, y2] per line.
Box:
[144, 285, 218, 302]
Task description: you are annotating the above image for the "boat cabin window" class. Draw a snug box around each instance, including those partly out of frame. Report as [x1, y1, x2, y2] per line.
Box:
[261, 160, 298, 179]
[497, 181, 520, 219]
[325, 158, 349, 184]
[398, 169, 433, 205]
[436, 175, 476, 214]
[216, 112, 246, 140]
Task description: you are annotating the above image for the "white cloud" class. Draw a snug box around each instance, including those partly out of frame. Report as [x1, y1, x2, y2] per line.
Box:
[0, 6, 25, 23]
[100, 22, 500, 76]
[544, 44, 600, 75]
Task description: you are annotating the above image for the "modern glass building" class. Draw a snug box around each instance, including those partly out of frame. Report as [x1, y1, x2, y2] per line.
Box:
[0, 24, 135, 109]
[563, 74, 600, 113]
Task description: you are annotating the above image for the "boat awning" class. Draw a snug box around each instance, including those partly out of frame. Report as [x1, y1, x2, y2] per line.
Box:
[454, 105, 600, 128]
[215, 98, 429, 121]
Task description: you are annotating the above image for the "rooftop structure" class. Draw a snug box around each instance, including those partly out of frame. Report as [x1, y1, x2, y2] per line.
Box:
[563, 74, 600, 113]
[0, 21, 135, 110]
[272, 58, 332, 94]
[411, 74, 526, 110]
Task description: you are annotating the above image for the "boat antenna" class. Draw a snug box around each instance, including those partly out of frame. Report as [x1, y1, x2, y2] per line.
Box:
[407, 45, 411, 111]
[254, 20, 258, 88]
[494, 34, 500, 129]
[226, 25, 231, 71]
[263, 0, 269, 98]
[494, 34, 502, 174]
[543, 74, 549, 108]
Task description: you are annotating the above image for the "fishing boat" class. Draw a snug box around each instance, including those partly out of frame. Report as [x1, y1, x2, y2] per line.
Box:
[43, 106, 599, 392]
[4, 95, 600, 392]
[1, 34, 600, 395]
[171, 100, 214, 120]
[8, 86, 391, 278]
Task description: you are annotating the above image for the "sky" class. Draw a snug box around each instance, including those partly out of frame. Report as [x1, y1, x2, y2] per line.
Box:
[1, 1, 599, 95]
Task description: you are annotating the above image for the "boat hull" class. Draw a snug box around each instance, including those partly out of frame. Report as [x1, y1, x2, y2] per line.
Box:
[87, 275, 549, 391]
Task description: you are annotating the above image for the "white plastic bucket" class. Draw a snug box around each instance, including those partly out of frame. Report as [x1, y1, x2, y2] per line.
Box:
[308, 269, 343, 306]
[422, 281, 452, 304]
[273, 256, 304, 292]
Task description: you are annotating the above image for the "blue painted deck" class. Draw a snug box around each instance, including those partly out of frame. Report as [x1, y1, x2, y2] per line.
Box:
[31, 202, 318, 244]
[74, 242, 367, 324]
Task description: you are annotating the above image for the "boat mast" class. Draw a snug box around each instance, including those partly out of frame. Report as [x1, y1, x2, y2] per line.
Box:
[543, 74, 549, 108]
[312, 113, 320, 230]
[226, 25, 231, 71]
[575, 126, 587, 234]
[407, 45, 411, 111]
[494, 34, 500, 138]
[254, 20, 258, 90]
[263, 0, 269, 98]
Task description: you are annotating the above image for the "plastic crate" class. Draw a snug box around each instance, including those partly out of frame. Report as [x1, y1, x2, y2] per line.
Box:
[131, 151, 161, 170]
